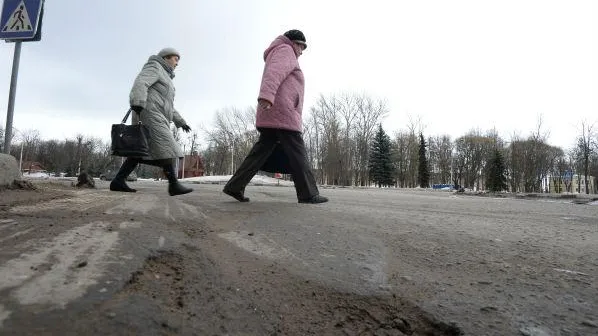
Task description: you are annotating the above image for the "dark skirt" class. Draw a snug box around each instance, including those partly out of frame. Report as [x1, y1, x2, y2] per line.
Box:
[260, 142, 292, 174]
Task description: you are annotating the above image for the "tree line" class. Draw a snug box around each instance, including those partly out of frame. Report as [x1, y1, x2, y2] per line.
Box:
[2, 91, 597, 193]
[200, 92, 598, 194]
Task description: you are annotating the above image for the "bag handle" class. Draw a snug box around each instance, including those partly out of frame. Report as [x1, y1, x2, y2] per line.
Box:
[121, 109, 132, 124]
[121, 108, 142, 124]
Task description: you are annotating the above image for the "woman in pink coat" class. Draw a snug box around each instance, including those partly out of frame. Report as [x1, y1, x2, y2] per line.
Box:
[223, 30, 328, 204]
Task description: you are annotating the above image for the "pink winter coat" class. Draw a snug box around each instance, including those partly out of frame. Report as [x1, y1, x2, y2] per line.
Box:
[256, 35, 305, 132]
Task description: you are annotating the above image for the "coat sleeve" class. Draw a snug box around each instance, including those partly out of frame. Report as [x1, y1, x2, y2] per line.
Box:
[129, 61, 160, 108]
[258, 45, 296, 104]
[172, 109, 187, 128]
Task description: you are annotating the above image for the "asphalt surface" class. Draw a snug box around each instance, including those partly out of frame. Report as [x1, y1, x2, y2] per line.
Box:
[0, 180, 596, 335]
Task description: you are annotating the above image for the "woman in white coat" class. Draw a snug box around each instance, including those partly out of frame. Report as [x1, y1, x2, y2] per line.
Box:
[110, 47, 193, 196]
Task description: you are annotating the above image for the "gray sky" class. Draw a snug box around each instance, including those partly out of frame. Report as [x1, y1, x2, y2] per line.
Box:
[0, 0, 596, 150]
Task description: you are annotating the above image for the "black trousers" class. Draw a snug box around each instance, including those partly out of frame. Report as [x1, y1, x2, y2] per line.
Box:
[224, 128, 319, 200]
[115, 157, 178, 183]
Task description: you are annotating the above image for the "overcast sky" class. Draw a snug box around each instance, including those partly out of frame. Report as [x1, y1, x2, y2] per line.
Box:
[0, 0, 595, 150]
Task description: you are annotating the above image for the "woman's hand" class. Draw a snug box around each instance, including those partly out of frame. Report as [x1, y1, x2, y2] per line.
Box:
[258, 98, 272, 110]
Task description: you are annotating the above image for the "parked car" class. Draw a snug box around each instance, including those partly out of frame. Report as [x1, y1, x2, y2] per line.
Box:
[99, 170, 138, 181]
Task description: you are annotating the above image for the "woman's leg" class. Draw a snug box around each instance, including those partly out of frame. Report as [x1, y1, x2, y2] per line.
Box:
[223, 129, 278, 201]
[110, 157, 140, 192]
[277, 130, 327, 203]
[161, 160, 193, 196]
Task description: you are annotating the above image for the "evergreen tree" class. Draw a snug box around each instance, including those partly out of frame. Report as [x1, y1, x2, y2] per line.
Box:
[368, 124, 394, 187]
[418, 133, 430, 188]
[486, 149, 508, 192]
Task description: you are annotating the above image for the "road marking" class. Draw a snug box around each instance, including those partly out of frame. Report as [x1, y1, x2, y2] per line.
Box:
[118, 221, 141, 229]
[219, 231, 293, 260]
[0, 219, 17, 231]
[164, 199, 207, 222]
[355, 249, 388, 291]
[0, 221, 119, 308]
[164, 202, 175, 222]
[219, 231, 389, 293]
[0, 228, 34, 244]
[0, 304, 10, 328]
[180, 202, 208, 219]
[219, 231, 311, 269]
[105, 194, 159, 215]
[10, 192, 119, 214]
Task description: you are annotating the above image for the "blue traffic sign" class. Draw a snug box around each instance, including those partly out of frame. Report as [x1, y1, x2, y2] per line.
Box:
[0, 0, 43, 40]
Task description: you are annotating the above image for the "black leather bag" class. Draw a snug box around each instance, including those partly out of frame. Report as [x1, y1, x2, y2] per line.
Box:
[111, 109, 150, 157]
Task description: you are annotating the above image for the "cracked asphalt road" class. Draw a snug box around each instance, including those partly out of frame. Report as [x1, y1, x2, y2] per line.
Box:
[0, 180, 596, 335]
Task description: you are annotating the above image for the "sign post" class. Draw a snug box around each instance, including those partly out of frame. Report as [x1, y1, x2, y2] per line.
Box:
[0, 0, 44, 154]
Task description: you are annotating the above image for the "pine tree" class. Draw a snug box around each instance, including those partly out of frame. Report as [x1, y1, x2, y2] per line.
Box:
[486, 149, 507, 192]
[418, 133, 430, 188]
[368, 124, 394, 187]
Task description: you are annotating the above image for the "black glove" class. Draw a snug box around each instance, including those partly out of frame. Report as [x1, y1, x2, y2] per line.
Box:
[131, 105, 143, 114]
[181, 124, 191, 133]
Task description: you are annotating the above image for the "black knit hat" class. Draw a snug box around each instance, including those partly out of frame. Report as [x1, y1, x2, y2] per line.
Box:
[284, 29, 307, 49]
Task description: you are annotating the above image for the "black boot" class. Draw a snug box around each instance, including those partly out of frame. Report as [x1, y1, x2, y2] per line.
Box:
[298, 195, 329, 204]
[223, 188, 250, 202]
[110, 158, 138, 192]
[163, 163, 193, 196]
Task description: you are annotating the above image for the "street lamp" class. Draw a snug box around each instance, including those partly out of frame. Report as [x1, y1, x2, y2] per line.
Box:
[226, 133, 235, 175]
[182, 144, 186, 179]
[231, 138, 234, 175]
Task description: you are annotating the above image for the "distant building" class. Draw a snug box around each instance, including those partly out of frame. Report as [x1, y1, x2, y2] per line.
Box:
[543, 174, 596, 194]
[21, 161, 45, 174]
[177, 152, 204, 178]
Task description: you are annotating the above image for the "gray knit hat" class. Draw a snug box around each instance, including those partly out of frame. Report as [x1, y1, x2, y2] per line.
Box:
[157, 47, 180, 59]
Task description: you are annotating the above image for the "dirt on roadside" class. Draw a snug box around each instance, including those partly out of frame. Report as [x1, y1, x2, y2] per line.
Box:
[0, 181, 73, 210]
[63, 242, 462, 336]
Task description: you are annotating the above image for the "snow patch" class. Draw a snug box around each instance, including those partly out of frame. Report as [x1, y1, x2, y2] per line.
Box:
[181, 174, 294, 186]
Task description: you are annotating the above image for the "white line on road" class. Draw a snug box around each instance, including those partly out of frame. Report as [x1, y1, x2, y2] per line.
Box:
[0, 304, 10, 328]
[0, 219, 17, 231]
[105, 194, 159, 216]
[219, 231, 298, 262]
[0, 221, 119, 308]
[0, 228, 34, 244]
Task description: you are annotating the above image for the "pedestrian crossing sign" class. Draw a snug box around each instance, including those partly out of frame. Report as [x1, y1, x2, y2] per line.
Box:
[0, 0, 43, 40]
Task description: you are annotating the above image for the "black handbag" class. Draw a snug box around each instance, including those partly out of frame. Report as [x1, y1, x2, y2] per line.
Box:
[111, 109, 151, 157]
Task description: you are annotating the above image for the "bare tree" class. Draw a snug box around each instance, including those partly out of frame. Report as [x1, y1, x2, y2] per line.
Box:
[574, 120, 596, 194]
[454, 129, 497, 190]
[188, 130, 200, 154]
[202, 106, 258, 175]
[305, 92, 387, 186]
[428, 135, 453, 185]
[550, 147, 567, 193]
[392, 131, 410, 187]
[11, 129, 41, 173]
[404, 115, 424, 188]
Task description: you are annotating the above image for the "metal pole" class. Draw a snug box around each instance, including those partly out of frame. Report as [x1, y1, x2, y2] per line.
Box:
[230, 138, 234, 175]
[4, 41, 22, 154]
[182, 144, 185, 179]
[19, 141, 23, 172]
